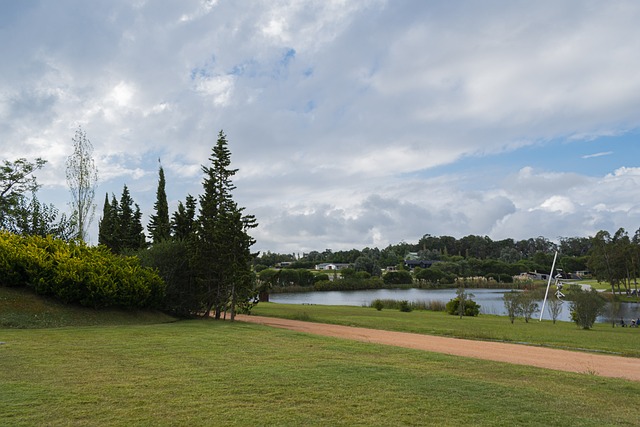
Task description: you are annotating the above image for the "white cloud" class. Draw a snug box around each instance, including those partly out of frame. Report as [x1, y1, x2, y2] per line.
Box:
[2, 0, 640, 252]
[582, 151, 613, 159]
[538, 196, 576, 214]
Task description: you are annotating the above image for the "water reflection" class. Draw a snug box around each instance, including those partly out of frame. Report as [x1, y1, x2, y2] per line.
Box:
[269, 288, 640, 323]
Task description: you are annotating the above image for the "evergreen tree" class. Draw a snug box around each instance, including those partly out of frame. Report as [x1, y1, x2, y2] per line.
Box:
[148, 162, 170, 243]
[171, 194, 197, 240]
[118, 185, 146, 252]
[98, 187, 146, 253]
[98, 193, 114, 249]
[132, 204, 147, 249]
[109, 194, 121, 252]
[194, 130, 257, 319]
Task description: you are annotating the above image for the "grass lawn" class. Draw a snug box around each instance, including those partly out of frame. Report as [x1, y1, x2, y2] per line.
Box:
[2, 287, 640, 425]
[2, 320, 640, 426]
[250, 302, 640, 357]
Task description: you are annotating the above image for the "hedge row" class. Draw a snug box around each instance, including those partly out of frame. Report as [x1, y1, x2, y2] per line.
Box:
[0, 231, 165, 309]
[313, 277, 386, 291]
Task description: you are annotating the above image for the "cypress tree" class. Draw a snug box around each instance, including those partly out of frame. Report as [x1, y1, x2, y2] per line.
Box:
[148, 162, 170, 243]
[98, 193, 112, 248]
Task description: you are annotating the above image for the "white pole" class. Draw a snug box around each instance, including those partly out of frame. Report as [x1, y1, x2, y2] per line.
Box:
[539, 251, 558, 321]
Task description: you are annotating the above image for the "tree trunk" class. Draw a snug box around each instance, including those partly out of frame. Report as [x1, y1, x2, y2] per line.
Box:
[230, 283, 236, 321]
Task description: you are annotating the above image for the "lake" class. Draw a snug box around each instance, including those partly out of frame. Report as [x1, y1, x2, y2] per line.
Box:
[269, 288, 640, 323]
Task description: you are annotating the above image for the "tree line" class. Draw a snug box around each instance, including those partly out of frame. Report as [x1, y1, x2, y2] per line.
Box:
[98, 130, 258, 318]
[0, 129, 257, 318]
[256, 231, 640, 297]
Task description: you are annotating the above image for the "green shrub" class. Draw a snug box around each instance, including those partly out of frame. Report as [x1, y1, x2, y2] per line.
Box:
[398, 300, 412, 312]
[570, 289, 606, 329]
[0, 231, 165, 309]
[445, 297, 480, 316]
[372, 299, 384, 311]
[314, 273, 330, 282]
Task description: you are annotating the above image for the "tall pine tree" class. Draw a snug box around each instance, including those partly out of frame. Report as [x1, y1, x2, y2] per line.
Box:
[195, 130, 257, 319]
[148, 162, 170, 243]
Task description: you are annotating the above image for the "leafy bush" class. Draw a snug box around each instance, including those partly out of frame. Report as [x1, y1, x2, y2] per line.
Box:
[570, 289, 606, 329]
[314, 273, 330, 282]
[398, 300, 412, 312]
[0, 231, 165, 309]
[445, 297, 480, 316]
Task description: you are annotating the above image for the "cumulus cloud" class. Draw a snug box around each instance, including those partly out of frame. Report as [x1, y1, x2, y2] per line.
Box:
[1, 0, 640, 249]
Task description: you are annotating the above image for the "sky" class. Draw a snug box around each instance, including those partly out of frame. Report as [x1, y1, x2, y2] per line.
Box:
[2, 0, 640, 255]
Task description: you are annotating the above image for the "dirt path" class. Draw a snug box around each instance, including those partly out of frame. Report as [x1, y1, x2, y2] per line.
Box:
[235, 314, 640, 382]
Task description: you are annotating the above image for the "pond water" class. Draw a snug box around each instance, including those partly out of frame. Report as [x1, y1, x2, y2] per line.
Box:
[269, 288, 640, 323]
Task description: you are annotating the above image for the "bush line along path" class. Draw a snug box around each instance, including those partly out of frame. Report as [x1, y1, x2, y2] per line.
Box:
[236, 314, 640, 382]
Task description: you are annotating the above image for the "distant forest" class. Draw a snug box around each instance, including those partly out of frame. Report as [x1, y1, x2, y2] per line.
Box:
[255, 229, 639, 296]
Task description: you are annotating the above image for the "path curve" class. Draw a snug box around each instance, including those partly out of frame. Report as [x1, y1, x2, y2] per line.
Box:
[235, 314, 640, 382]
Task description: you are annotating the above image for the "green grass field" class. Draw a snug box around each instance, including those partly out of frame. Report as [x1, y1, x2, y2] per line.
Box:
[2, 288, 640, 425]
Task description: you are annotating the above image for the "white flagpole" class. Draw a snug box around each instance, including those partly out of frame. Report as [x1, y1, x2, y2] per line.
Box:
[539, 251, 558, 321]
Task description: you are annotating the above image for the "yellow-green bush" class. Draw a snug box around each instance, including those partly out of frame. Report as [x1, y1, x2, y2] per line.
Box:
[0, 231, 165, 309]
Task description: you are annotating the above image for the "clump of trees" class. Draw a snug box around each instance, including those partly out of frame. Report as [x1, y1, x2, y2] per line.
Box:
[131, 131, 258, 318]
[1, 129, 257, 319]
[1, 158, 75, 239]
[503, 291, 540, 323]
[98, 185, 146, 254]
[588, 228, 640, 297]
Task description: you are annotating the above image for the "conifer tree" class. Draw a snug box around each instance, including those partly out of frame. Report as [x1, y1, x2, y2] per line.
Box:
[98, 193, 115, 249]
[118, 185, 146, 252]
[98, 187, 146, 253]
[194, 130, 257, 319]
[148, 162, 170, 243]
[171, 194, 196, 240]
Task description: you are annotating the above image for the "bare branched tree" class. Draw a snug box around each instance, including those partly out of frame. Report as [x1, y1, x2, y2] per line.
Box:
[66, 126, 98, 242]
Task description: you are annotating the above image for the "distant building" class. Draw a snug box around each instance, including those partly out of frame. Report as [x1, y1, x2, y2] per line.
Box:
[275, 262, 293, 268]
[403, 260, 437, 270]
[315, 263, 351, 271]
[518, 271, 550, 281]
[404, 252, 419, 261]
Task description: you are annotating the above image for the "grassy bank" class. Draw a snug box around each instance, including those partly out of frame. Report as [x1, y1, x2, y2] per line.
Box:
[0, 286, 176, 328]
[2, 320, 640, 426]
[250, 302, 640, 357]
